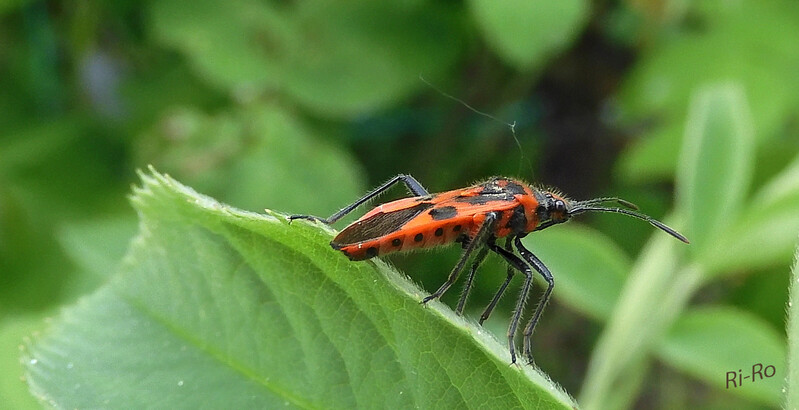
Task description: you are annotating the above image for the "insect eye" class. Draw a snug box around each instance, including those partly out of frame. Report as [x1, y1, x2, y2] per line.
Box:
[554, 200, 566, 213]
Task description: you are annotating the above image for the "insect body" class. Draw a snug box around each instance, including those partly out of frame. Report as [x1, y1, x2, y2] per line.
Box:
[290, 174, 688, 364]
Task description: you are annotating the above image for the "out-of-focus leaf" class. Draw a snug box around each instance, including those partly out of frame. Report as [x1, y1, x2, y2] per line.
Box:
[149, 0, 462, 118]
[580, 228, 698, 410]
[613, 127, 680, 188]
[278, 2, 462, 118]
[0, 0, 33, 14]
[657, 307, 785, 406]
[136, 104, 365, 216]
[675, 84, 754, 256]
[617, 0, 799, 181]
[148, 0, 282, 93]
[57, 216, 138, 278]
[0, 118, 84, 174]
[702, 150, 799, 275]
[756, 153, 799, 208]
[0, 191, 72, 313]
[523, 225, 631, 320]
[121, 62, 224, 134]
[0, 117, 130, 312]
[702, 194, 799, 276]
[24, 169, 575, 409]
[468, 0, 589, 70]
[53, 215, 139, 302]
[0, 116, 128, 221]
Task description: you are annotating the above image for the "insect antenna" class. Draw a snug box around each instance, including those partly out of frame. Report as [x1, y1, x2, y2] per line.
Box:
[569, 205, 689, 244]
[577, 197, 639, 210]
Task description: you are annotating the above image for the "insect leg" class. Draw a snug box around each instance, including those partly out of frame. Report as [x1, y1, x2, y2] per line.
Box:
[478, 237, 515, 324]
[455, 244, 490, 315]
[486, 237, 533, 365]
[532, 220, 558, 232]
[422, 212, 498, 304]
[514, 235, 554, 364]
[289, 174, 429, 224]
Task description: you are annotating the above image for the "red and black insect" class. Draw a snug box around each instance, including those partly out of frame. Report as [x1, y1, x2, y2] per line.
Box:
[290, 175, 688, 364]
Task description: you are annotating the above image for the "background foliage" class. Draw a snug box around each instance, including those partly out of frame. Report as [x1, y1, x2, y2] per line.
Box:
[2, 0, 799, 408]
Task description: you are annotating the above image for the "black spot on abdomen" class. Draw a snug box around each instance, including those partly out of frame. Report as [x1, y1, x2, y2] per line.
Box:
[429, 206, 457, 220]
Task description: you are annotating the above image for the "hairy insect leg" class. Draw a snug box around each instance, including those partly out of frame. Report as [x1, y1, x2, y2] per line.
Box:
[479, 237, 515, 324]
[455, 245, 490, 315]
[289, 174, 430, 224]
[422, 212, 498, 305]
[514, 235, 554, 365]
[487, 238, 533, 365]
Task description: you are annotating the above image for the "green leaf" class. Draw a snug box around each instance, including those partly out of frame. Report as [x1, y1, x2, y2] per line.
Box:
[702, 200, 799, 276]
[0, 114, 129, 312]
[616, 0, 799, 181]
[675, 83, 754, 256]
[136, 104, 365, 216]
[0, 0, 34, 14]
[278, 2, 462, 118]
[757, 153, 799, 208]
[0, 314, 47, 410]
[657, 307, 785, 406]
[149, 0, 462, 118]
[57, 216, 138, 279]
[615, 127, 681, 187]
[579, 227, 700, 410]
[786, 240, 799, 409]
[0, 117, 83, 174]
[55, 216, 139, 300]
[147, 0, 284, 93]
[702, 153, 799, 275]
[523, 225, 631, 321]
[468, 0, 589, 70]
[24, 168, 575, 409]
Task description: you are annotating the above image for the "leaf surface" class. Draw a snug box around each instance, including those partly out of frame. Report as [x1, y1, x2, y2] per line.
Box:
[25, 169, 574, 409]
[469, 0, 589, 69]
[657, 307, 785, 406]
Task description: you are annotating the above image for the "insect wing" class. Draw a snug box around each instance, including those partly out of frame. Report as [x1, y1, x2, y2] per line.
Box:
[333, 202, 433, 245]
[332, 180, 524, 246]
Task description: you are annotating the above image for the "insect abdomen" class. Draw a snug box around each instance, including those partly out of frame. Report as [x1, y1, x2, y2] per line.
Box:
[332, 220, 471, 261]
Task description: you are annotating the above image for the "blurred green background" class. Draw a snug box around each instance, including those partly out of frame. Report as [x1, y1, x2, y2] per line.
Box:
[2, 0, 799, 408]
